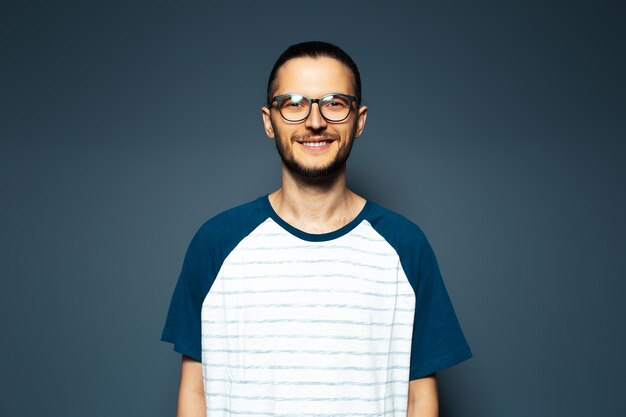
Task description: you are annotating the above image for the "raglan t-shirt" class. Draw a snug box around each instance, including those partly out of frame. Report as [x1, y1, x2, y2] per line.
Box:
[161, 193, 472, 417]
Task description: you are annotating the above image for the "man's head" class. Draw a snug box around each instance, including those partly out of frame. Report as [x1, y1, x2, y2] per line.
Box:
[261, 41, 368, 182]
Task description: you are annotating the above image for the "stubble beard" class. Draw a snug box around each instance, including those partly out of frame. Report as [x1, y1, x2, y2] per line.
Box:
[273, 124, 357, 186]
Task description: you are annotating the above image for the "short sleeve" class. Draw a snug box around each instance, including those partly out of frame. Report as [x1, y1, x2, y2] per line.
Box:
[160, 232, 205, 362]
[409, 239, 473, 379]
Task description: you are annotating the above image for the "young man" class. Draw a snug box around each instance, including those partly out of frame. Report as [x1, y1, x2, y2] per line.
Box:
[161, 41, 472, 417]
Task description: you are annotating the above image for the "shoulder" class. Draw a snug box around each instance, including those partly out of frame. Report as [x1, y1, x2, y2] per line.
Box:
[190, 195, 269, 250]
[365, 201, 442, 289]
[365, 200, 430, 252]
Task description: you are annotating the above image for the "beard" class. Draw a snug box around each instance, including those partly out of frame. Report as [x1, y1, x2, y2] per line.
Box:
[272, 123, 357, 183]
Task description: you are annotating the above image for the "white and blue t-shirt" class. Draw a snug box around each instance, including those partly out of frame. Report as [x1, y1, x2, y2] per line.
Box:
[161, 193, 472, 416]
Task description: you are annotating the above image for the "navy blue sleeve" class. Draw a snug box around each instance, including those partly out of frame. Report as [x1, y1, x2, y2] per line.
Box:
[366, 203, 473, 379]
[160, 230, 207, 362]
[160, 197, 270, 362]
[408, 236, 473, 379]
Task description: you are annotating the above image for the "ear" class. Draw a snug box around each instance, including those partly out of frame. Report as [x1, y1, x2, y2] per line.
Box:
[354, 105, 368, 138]
[261, 106, 275, 139]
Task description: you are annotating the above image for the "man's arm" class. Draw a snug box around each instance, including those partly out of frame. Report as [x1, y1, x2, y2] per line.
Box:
[177, 354, 206, 417]
[407, 374, 438, 417]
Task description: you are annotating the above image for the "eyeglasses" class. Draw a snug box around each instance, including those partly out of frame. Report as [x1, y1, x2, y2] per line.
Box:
[270, 93, 359, 122]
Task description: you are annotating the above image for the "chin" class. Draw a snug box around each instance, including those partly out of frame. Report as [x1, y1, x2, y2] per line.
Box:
[289, 159, 347, 179]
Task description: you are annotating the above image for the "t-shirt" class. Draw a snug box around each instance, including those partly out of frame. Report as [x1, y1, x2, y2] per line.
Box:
[161, 193, 472, 416]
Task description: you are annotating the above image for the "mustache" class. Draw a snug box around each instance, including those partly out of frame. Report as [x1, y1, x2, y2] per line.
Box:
[293, 132, 339, 142]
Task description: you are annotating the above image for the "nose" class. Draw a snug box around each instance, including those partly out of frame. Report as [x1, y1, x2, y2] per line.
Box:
[304, 102, 327, 130]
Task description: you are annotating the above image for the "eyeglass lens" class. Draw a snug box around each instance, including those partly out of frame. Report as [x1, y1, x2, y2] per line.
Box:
[278, 94, 352, 121]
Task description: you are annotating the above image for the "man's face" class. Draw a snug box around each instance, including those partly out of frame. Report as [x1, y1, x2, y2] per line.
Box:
[262, 57, 368, 179]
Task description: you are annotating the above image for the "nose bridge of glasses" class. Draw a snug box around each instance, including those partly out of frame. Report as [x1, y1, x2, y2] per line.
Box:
[306, 98, 326, 124]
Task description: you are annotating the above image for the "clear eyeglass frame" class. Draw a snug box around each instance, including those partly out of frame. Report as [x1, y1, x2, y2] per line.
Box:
[269, 93, 359, 122]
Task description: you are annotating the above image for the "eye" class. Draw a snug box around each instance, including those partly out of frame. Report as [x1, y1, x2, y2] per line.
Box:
[281, 95, 307, 108]
[322, 95, 349, 108]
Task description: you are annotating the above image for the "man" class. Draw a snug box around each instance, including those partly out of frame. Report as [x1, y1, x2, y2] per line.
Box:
[161, 41, 472, 417]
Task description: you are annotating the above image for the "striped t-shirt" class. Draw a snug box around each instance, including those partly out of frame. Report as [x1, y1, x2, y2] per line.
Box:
[161, 193, 472, 416]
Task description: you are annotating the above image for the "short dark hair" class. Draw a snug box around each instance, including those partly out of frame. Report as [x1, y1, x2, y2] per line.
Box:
[266, 41, 362, 107]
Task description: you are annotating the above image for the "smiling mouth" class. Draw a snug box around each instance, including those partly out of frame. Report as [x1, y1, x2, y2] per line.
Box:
[298, 139, 333, 150]
[302, 140, 331, 147]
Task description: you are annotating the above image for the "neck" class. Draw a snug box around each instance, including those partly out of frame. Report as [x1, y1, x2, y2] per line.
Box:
[268, 163, 365, 234]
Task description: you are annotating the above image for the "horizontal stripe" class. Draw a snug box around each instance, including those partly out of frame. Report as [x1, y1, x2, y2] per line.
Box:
[202, 348, 410, 356]
[218, 273, 403, 286]
[210, 288, 413, 298]
[250, 232, 288, 237]
[202, 363, 409, 372]
[204, 377, 407, 386]
[206, 392, 407, 402]
[237, 244, 396, 257]
[202, 318, 412, 327]
[344, 232, 385, 242]
[201, 334, 411, 342]
[205, 407, 403, 417]
[226, 258, 397, 271]
[203, 303, 413, 312]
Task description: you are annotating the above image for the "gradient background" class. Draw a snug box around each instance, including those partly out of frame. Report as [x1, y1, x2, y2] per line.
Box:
[1, 1, 625, 416]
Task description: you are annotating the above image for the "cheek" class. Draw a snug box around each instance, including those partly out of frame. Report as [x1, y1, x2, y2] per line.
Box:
[272, 126, 295, 145]
[274, 123, 300, 142]
[338, 122, 358, 141]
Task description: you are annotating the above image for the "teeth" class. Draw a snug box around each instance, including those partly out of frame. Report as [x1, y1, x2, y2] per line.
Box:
[303, 141, 328, 147]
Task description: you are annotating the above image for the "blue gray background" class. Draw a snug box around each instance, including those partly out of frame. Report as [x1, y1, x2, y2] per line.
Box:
[1, 1, 625, 416]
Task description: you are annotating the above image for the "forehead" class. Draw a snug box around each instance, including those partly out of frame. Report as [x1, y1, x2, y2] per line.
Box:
[274, 56, 354, 97]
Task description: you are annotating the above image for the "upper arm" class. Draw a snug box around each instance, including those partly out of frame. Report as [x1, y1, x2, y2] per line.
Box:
[407, 374, 438, 417]
[180, 354, 204, 395]
[177, 355, 205, 417]
[408, 374, 437, 400]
